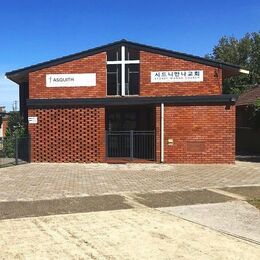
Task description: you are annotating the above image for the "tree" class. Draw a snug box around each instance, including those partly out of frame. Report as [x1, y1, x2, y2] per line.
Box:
[4, 112, 27, 158]
[248, 99, 260, 129]
[5, 112, 27, 138]
[206, 32, 260, 94]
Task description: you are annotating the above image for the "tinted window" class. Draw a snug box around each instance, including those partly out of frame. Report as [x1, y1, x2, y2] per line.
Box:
[107, 64, 121, 95]
[125, 47, 140, 60]
[107, 46, 140, 96]
[107, 47, 121, 61]
[125, 64, 139, 95]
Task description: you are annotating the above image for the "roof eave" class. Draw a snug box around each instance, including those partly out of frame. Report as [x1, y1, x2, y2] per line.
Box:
[6, 39, 244, 84]
[26, 94, 238, 108]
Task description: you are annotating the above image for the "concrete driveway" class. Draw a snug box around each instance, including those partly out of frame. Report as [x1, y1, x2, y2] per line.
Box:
[161, 200, 260, 243]
[0, 161, 259, 201]
[0, 206, 259, 259]
[0, 162, 260, 259]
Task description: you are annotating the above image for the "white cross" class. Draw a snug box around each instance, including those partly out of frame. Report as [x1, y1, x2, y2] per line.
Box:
[107, 46, 140, 96]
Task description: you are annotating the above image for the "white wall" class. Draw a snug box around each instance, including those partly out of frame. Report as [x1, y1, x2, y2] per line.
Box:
[0, 124, 3, 138]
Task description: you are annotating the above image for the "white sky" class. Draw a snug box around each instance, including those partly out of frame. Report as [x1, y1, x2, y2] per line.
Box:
[0, 73, 19, 112]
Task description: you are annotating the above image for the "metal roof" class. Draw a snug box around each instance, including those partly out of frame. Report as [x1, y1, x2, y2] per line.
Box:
[6, 39, 243, 84]
[236, 85, 260, 106]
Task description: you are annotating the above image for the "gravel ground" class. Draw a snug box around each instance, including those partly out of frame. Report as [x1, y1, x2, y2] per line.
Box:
[159, 200, 260, 243]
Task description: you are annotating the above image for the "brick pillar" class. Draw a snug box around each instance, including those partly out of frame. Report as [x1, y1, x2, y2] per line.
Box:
[2, 120, 8, 137]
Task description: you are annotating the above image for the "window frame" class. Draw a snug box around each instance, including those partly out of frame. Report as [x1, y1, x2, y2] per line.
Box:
[107, 46, 140, 96]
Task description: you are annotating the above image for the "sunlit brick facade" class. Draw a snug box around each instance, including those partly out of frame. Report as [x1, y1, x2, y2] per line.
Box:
[6, 40, 243, 163]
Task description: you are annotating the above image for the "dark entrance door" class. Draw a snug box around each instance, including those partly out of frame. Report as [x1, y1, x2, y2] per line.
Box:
[105, 107, 155, 160]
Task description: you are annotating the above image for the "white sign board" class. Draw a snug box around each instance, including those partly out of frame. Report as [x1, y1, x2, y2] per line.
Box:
[151, 70, 203, 83]
[46, 73, 96, 87]
[28, 117, 38, 124]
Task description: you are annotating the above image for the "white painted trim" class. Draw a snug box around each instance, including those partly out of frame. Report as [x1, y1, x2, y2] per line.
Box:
[107, 60, 140, 65]
[121, 46, 126, 96]
[239, 69, 250, 74]
[125, 60, 140, 64]
[0, 124, 3, 138]
[106, 45, 140, 96]
[161, 103, 164, 163]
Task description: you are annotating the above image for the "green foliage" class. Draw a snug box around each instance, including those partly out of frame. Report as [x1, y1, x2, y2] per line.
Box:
[5, 112, 27, 138]
[249, 99, 260, 129]
[206, 32, 260, 94]
[254, 98, 260, 107]
[3, 112, 27, 158]
[3, 137, 15, 158]
[248, 199, 260, 209]
[207, 32, 260, 129]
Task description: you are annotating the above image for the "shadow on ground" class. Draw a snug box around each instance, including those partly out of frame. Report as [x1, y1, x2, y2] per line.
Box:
[134, 190, 233, 208]
[236, 155, 260, 163]
[0, 195, 132, 220]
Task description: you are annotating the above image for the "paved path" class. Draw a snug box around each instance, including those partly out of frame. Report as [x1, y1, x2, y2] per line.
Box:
[0, 180, 259, 259]
[159, 201, 260, 243]
[0, 162, 259, 201]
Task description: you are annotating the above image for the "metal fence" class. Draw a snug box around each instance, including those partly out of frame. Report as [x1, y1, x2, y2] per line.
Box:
[0, 136, 30, 167]
[106, 130, 155, 160]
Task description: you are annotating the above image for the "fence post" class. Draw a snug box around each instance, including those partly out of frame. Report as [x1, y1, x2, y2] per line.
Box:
[153, 130, 156, 161]
[15, 136, 18, 165]
[28, 135, 32, 163]
[105, 131, 108, 158]
[130, 130, 134, 160]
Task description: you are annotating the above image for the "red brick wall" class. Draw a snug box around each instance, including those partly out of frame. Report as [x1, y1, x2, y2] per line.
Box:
[27, 49, 235, 164]
[28, 104, 235, 164]
[156, 105, 235, 164]
[2, 120, 8, 137]
[28, 50, 223, 100]
[28, 107, 105, 162]
[140, 51, 222, 96]
[29, 52, 106, 99]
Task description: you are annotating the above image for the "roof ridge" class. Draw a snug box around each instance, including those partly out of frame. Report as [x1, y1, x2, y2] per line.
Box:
[6, 39, 244, 84]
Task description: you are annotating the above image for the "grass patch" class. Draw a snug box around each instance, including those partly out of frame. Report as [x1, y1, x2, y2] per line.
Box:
[247, 199, 260, 209]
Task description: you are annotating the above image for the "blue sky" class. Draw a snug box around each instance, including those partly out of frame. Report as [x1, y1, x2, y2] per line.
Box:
[0, 0, 259, 111]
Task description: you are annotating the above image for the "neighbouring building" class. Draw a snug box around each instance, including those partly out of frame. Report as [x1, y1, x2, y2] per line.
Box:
[5, 39, 248, 163]
[236, 85, 260, 155]
[0, 106, 8, 139]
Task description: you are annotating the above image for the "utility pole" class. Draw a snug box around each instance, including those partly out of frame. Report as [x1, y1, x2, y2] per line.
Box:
[12, 101, 18, 112]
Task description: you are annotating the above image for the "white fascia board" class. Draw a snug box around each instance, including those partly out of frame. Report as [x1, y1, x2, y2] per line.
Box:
[239, 69, 250, 74]
[107, 60, 140, 64]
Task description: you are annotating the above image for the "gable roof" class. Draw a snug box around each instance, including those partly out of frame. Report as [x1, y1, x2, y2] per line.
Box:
[6, 39, 245, 84]
[236, 85, 260, 106]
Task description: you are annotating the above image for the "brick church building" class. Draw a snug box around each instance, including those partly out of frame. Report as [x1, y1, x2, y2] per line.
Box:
[6, 40, 248, 163]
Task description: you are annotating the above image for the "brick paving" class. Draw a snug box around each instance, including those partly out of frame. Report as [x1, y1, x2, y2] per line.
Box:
[0, 161, 259, 202]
